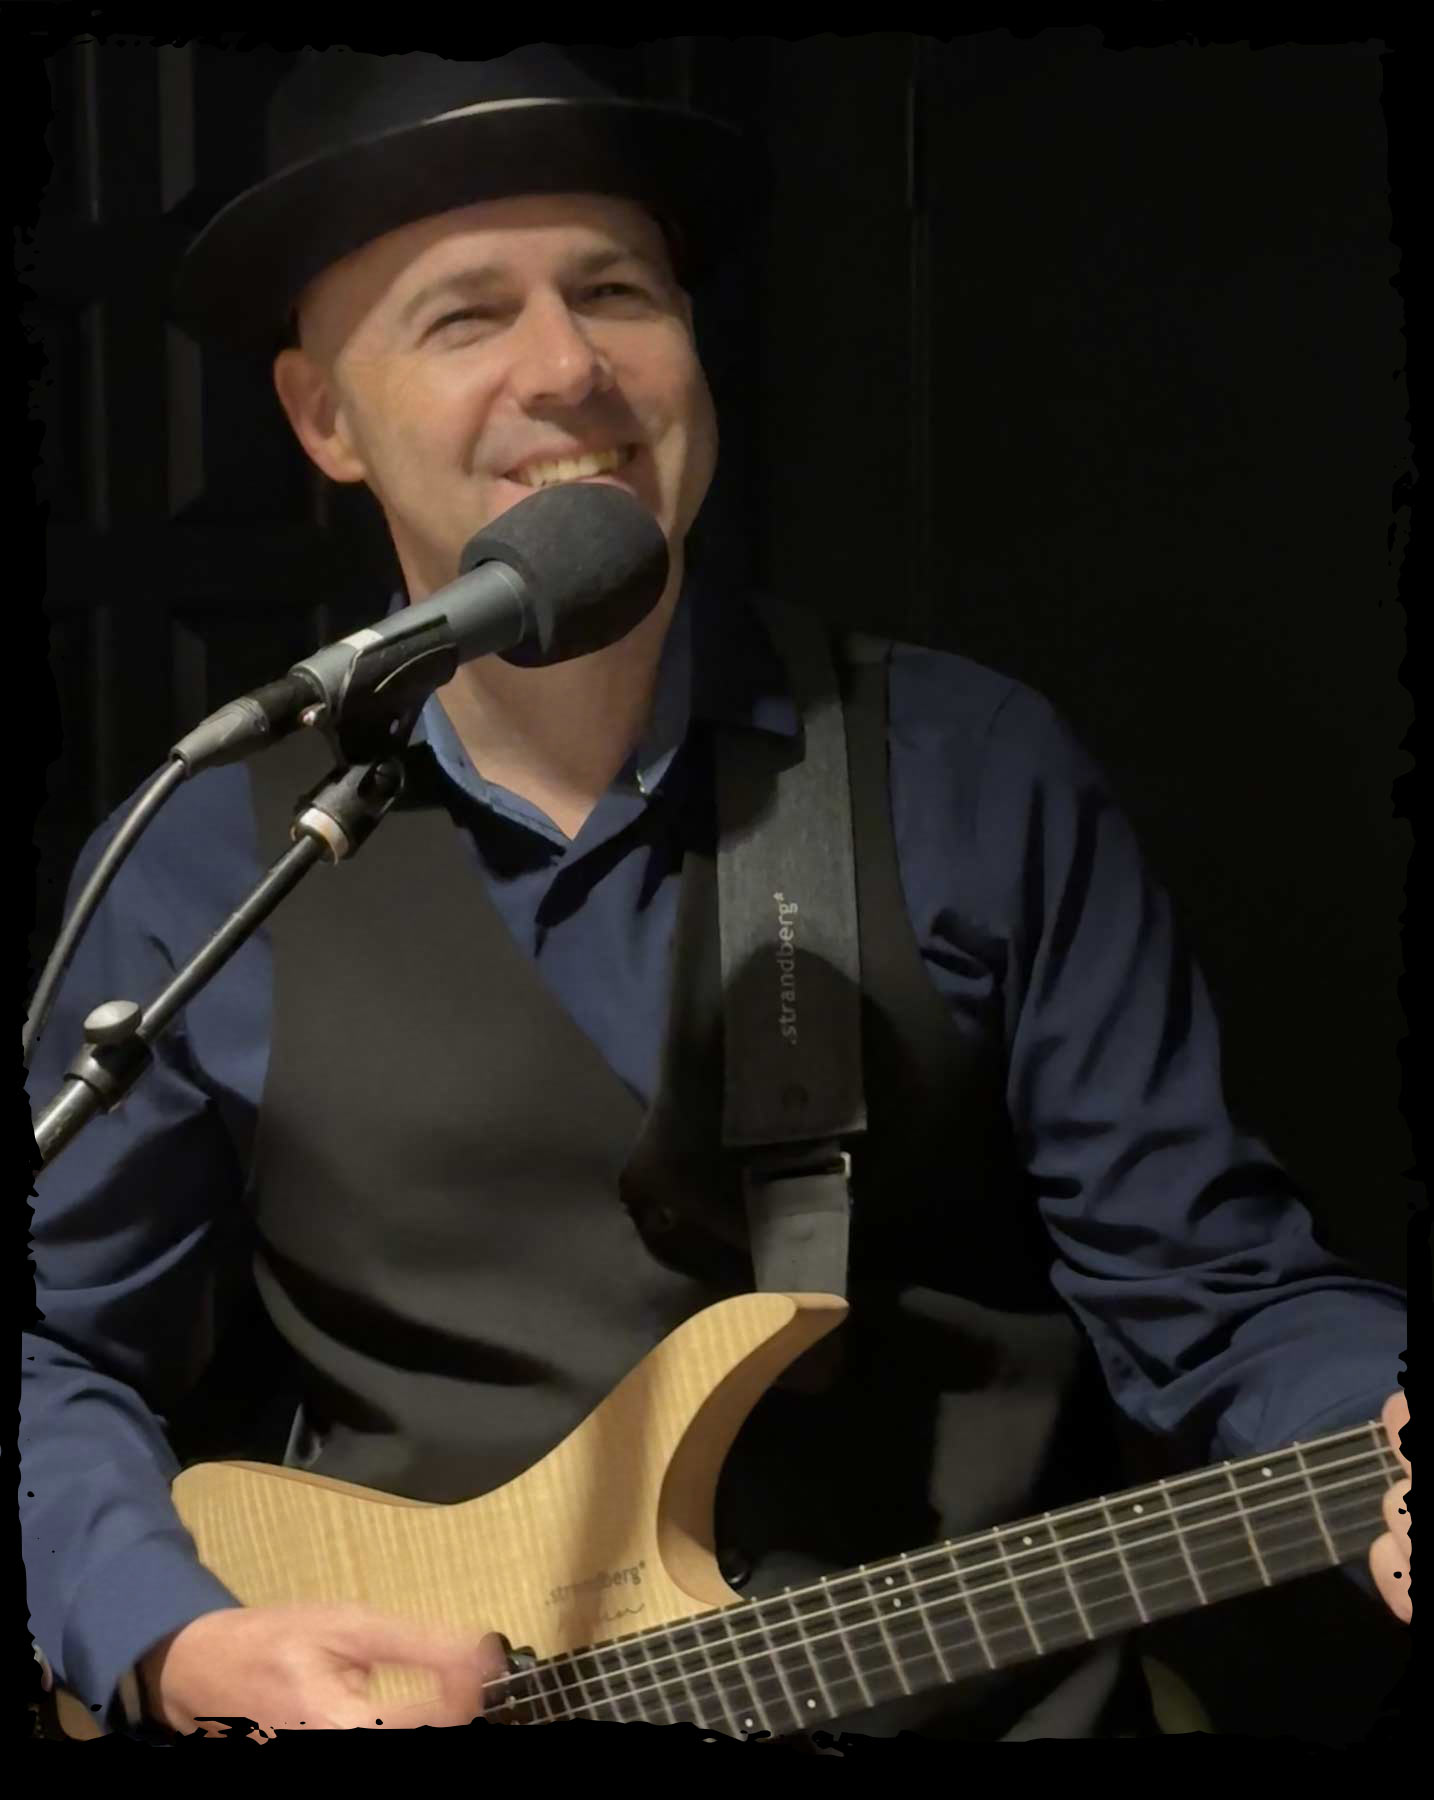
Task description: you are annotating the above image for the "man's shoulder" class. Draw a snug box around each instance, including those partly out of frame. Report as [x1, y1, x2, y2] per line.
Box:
[835, 625, 1061, 758]
[73, 761, 258, 913]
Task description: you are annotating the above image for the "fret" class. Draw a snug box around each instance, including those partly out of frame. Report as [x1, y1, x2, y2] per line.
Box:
[1351, 1427, 1403, 1551]
[795, 1576, 885, 1713]
[754, 1588, 831, 1725]
[1040, 1511, 1095, 1640]
[888, 1555, 957, 1688]
[784, 1577, 876, 1718]
[671, 1624, 716, 1729]
[1369, 1424, 1404, 1488]
[693, 1604, 772, 1735]
[598, 1627, 667, 1725]
[719, 1597, 798, 1738]
[856, 1560, 943, 1697]
[990, 1519, 1088, 1657]
[873, 1548, 996, 1690]
[1346, 1423, 1403, 1547]
[690, 1608, 751, 1735]
[1103, 1476, 1208, 1620]
[1301, 1428, 1391, 1559]
[1292, 1439, 1347, 1567]
[1151, 1477, 1210, 1611]
[566, 1640, 624, 1723]
[541, 1646, 596, 1724]
[1234, 1441, 1357, 1584]
[1221, 1463, 1273, 1588]
[519, 1654, 568, 1724]
[1079, 1497, 1144, 1627]
[946, 1532, 1033, 1669]
[991, 1525, 1049, 1655]
[938, 1542, 997, 1671]
[655, 1612, 747, 1733]
[1161, 1466, 1267, 1603]
[613, 1624, 680, 1725]
[520, 1658, 563, 1724]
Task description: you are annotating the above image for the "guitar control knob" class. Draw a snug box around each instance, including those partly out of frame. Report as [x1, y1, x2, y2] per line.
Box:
[718, 1546, 753, 1590]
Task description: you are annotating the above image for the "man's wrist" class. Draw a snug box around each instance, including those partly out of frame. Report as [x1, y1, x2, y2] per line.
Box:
[136, 1626, 185, 1727]
[117, 1665, 144, 1729]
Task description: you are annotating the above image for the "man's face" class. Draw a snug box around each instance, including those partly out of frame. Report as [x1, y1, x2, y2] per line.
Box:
[274, 191, 719, 604]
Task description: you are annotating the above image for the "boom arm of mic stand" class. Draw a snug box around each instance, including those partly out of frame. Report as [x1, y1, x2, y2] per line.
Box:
[30, 755, 407, 1169]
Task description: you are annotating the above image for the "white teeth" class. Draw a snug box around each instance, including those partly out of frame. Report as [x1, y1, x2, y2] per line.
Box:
[513, 446, 631, 488]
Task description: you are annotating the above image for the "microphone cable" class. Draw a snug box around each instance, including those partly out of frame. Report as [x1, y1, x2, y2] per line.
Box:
[23, 758, 188, 1067]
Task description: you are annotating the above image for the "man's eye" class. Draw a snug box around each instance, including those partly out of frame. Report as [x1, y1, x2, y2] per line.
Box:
[427, 285, 647, 335]
[430, 308, 491, 333]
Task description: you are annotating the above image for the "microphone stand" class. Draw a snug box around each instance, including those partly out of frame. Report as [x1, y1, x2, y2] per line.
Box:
[30, 752, 407, 1169]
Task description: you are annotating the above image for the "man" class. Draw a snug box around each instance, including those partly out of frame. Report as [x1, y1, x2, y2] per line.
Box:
[23, 45, 1409, 1742]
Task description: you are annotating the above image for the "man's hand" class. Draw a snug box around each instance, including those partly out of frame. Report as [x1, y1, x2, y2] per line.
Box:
[139, 1602, 510, 1737]
[1369, 1390, 1411, 1623]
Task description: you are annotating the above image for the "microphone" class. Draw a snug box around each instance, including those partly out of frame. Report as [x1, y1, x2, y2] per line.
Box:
[171, 482, 670, 772]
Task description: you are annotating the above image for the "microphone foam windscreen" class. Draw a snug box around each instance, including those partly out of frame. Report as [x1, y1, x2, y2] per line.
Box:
[458, 483, 670, 667]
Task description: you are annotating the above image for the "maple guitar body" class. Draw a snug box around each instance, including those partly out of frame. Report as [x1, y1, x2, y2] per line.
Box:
[54, 1292, 846, 1738]
[51, 1290, 1392, 1739]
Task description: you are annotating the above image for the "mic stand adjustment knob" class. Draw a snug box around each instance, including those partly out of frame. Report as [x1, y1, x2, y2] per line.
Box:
[83, 999, 144, 1047]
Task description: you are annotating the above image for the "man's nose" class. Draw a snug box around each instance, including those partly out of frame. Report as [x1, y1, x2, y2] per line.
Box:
[507, 299, 613, 406]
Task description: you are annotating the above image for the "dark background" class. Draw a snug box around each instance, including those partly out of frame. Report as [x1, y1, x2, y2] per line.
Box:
[15, 24, 1416, 1742]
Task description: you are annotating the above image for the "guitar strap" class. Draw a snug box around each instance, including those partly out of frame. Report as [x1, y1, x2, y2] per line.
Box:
[715, 595, 887, 1392]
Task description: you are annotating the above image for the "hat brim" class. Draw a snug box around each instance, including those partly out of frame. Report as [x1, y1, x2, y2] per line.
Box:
[171, 96, 759, 354]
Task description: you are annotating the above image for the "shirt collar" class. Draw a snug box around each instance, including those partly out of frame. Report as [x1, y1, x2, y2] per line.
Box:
[393, 559, 800, 814]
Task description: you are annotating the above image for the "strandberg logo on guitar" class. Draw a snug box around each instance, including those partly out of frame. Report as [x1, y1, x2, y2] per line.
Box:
[548, 1560, 646, 1607]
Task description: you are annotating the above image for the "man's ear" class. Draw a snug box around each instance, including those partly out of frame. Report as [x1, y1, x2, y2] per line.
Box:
[272, 348, 369, 485]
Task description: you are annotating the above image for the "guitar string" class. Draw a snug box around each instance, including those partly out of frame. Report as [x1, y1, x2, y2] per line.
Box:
[504, 1473, 1387, 1728]
[576, 1434, 1398, 1679]
[595, 1425, 1395, 1665]
[492, 1434, 1391, 1709]
[487, 1439, 1399, 1724]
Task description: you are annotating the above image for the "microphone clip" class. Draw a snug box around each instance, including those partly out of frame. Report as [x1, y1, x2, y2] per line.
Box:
[301, 619, 459, 764]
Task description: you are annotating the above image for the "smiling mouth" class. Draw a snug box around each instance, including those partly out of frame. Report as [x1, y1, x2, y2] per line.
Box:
[504, 445, 640, 488]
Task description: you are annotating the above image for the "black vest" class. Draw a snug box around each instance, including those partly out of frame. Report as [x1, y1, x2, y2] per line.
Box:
[233, 616, 1152, 1739]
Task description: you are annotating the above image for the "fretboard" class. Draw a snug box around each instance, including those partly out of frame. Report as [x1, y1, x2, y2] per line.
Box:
[490, 1418, 1397, 1735]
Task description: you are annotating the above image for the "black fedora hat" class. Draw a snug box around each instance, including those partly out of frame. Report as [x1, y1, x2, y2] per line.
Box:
[171, 43, 761, 354]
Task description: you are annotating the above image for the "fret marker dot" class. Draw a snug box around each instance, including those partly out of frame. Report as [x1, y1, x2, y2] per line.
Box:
[744, 1718, 755, 1730]
[885, 1577, 894, 1585]
[1022, 1536, 1033, 1546]
[1133, 1505, 1144, 1514]
[807, 1699, 817, 1711]
[1261, 1467, 1273, 1478]
[892, 1599, 903, 1608]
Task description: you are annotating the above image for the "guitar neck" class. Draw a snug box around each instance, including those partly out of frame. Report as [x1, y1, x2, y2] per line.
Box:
[496, 1418, 1397, 1735]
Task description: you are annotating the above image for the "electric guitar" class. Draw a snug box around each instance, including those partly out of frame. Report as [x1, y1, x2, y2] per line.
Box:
[49, 1293, 1397, 1738]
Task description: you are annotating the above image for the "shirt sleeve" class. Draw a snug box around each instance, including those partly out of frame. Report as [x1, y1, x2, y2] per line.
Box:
[974, 684, 1406, 1602]
[23, 802, 249, 1729]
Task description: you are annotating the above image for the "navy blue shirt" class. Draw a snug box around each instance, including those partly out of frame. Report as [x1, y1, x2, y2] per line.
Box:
[22, 572, 1405, 1725]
